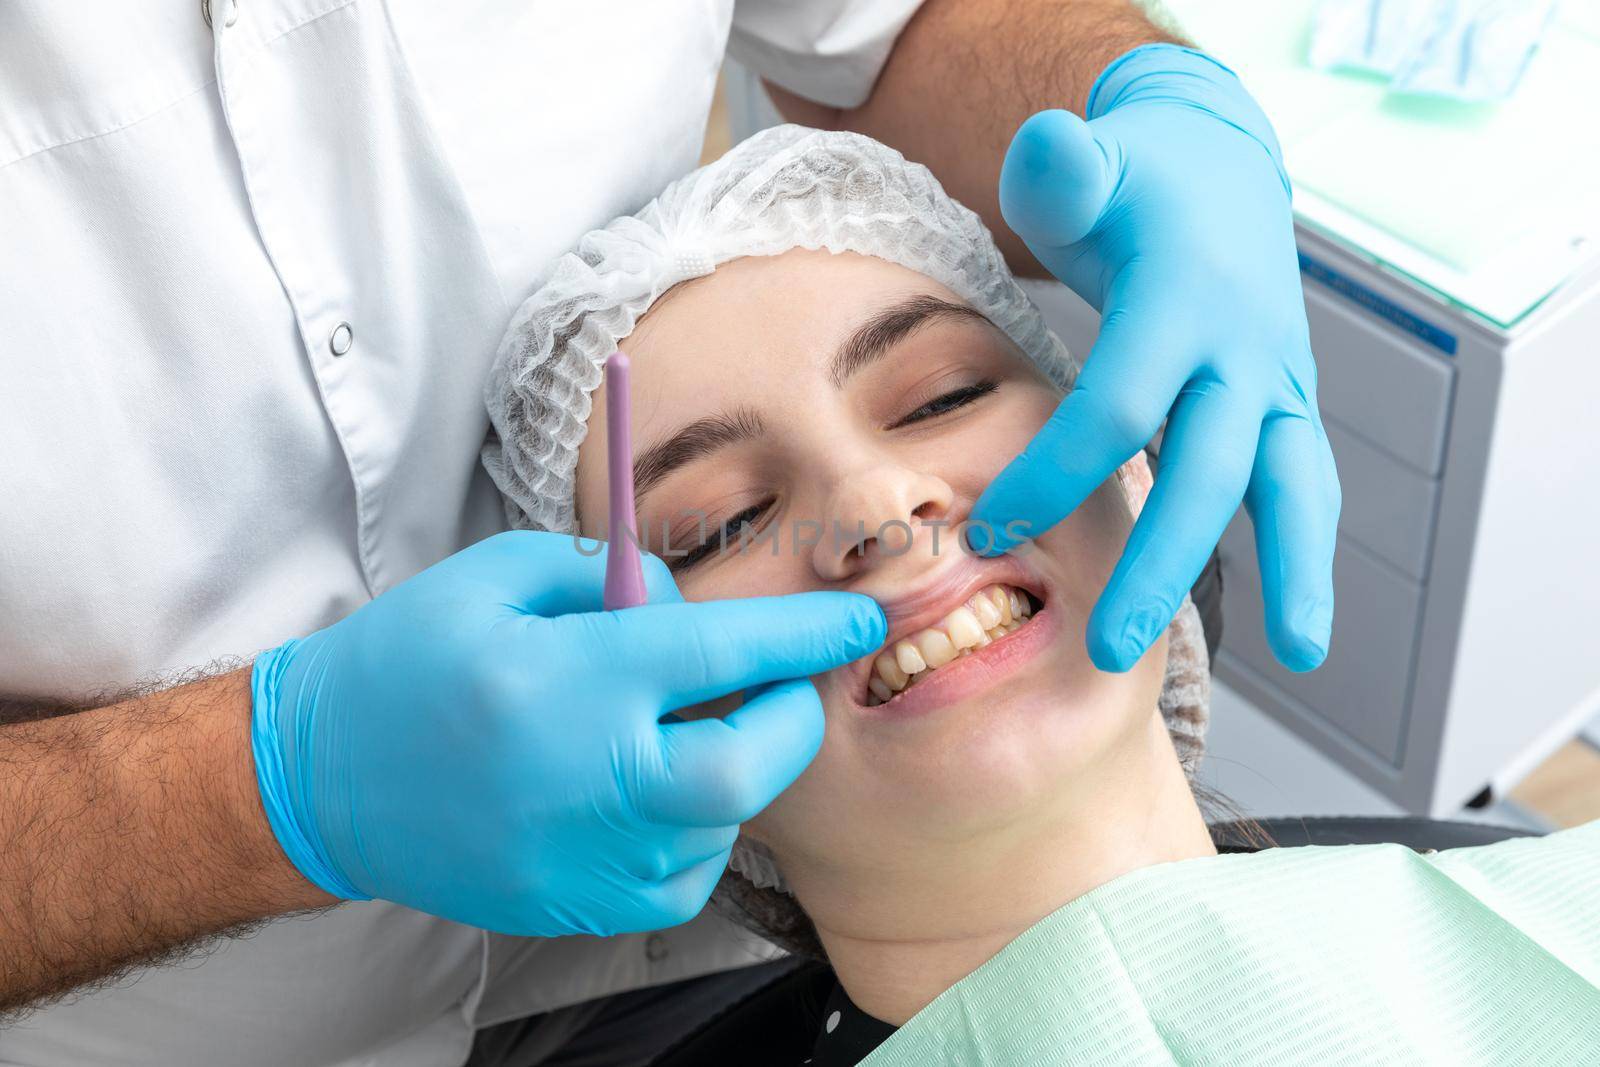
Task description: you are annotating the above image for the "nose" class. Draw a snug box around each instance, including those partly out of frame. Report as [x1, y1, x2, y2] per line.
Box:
[813, 461, 957, 582]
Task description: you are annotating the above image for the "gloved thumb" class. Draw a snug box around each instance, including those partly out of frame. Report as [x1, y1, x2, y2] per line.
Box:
[1000, 109, 1115, 250]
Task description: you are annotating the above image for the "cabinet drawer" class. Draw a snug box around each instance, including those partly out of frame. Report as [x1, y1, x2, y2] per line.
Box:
[1307, 285, 1455, 476]
[1324, 420, 1439, 581]
[1216, 516, 1423, 766]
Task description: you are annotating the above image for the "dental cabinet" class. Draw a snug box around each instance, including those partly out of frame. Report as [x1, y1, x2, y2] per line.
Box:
[1224, 250, 1600, 817]
[723, 0, 1600, 816]
[1037, 0, 1600, 816]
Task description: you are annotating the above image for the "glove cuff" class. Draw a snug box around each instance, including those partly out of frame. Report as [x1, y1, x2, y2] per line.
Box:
[250, 643, 371, 902]
[1087, 43, 1291, 199]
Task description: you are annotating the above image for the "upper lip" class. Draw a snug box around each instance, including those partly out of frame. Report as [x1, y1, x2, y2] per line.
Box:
[846, 554, 1050, 702]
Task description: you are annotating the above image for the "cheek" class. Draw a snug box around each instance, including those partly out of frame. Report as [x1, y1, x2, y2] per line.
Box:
[1032, 480, 1134, 602]
[741, 710, 875, 857]
[942, 384, 1062, 498]
[660, 556, 822, 724]
[997, 385, 1059, 451]
[676, 552, 816, 607]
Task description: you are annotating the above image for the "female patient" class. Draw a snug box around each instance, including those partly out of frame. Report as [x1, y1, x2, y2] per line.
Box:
[485, 127, 1600, 1066]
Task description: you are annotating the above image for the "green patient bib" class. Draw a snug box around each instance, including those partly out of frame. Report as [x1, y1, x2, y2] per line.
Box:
[864, 820, 1600, 1066]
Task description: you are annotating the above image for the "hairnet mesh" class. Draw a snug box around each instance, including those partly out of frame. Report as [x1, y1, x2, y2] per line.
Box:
[483, 124, 1073, 537]
[480, 124, 1210, 949]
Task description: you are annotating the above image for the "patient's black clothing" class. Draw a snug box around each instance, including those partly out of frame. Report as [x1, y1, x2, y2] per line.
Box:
[808, 981, 897, 1066]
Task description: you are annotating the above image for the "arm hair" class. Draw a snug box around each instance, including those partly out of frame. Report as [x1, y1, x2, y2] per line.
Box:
[0, 666, 333, 1020]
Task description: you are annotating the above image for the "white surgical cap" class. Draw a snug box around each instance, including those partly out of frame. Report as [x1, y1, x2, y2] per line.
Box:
[482, 124, 1075, 537]
[480, 127, 1209, 900]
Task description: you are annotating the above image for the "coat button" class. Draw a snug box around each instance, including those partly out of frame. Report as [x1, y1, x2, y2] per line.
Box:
[329, 322, 354, 357]
[644, 933, 670, 962]
[201, 0, 238, 28]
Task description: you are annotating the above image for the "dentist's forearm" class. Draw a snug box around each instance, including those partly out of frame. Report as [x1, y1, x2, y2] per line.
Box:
[0, 670, 332, 1018]
[767, 0, 1181, 274]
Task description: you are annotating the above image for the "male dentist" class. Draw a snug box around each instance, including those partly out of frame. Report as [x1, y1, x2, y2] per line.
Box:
[0, 1, 1336, 1064]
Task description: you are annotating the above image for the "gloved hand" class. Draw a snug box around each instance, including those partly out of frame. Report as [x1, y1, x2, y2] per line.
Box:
[972, 44, 1340, 675]
[250, 530, 885, 936]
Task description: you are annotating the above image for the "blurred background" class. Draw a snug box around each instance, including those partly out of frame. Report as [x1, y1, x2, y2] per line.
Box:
[698, 0, 1600, 834]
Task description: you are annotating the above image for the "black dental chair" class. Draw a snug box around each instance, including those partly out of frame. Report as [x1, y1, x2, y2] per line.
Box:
[649, 553, 1548, 1066]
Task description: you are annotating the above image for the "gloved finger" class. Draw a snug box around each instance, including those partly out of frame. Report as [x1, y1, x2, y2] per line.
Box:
[1087, 377, 1263, 672]
[1000, 109, 1116, 253]
[634, 677, 825, 828]
[970, 270, 1191, 554]
[1245, 410, 1340, 672]
[616, 825, 740, 884]
[628, 848, 734, 933]
[594, 592, 885, 709]
[461, 531, 683, 616]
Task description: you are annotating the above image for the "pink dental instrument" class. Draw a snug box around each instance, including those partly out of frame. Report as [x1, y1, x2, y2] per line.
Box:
[602, 352, 648, 611]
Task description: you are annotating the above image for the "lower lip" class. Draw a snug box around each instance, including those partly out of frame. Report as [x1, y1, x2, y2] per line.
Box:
[855, 604, 1059, 720]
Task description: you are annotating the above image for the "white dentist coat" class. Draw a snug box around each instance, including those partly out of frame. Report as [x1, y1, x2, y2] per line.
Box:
[0, 1, 921, 1063]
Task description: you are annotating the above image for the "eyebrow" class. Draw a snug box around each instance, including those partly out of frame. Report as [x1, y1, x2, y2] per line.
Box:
[630, 295, 991, 499]
[633, 407, 766, 498]
[829, 295, 992, 387]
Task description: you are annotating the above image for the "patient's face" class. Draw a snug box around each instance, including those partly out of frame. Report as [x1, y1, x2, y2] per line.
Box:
[574, 250, 1167, 902]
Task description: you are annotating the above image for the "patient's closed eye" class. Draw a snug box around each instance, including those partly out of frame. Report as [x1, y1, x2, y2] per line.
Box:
[672, 500, 773, 570]
[889, 379, 998, 429]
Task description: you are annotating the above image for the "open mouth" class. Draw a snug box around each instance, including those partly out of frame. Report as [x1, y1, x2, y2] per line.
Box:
[865, 583, 1044, 706]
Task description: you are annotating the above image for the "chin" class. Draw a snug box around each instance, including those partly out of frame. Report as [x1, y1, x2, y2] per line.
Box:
[815, 643, 1150, 842]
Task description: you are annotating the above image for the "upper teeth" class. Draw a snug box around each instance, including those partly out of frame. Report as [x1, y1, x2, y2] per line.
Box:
[866, 584, 1035, 705]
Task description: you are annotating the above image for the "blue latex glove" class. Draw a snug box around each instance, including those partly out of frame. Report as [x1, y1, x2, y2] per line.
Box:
[973, 44, 1340, 674]
[250, 531, 885, 936]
